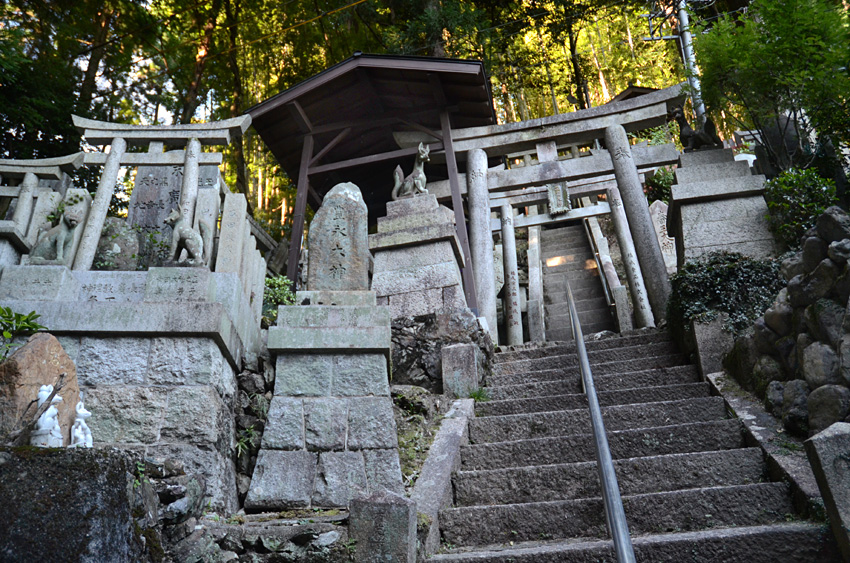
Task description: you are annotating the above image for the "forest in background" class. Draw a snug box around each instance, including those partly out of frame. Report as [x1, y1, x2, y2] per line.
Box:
[0, 0, 744, 239]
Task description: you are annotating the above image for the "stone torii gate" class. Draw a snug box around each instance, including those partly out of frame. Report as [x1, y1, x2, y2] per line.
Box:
[70, 115, 251, 271]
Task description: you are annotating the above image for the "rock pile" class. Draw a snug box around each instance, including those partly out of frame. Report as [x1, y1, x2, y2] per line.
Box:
[726, 206, 850, 436]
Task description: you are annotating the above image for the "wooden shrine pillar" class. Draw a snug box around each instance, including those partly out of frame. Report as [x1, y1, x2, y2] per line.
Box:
[287, 135, 314, 282]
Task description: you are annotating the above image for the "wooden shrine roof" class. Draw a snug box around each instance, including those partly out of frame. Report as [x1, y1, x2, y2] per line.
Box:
[245, 53, 497, 219]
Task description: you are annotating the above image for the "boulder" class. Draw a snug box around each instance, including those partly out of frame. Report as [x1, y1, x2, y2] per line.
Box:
[804, 298, 845, 348]
[94, 217, 140, 271]
[753, 318, 779, 355]
[724, 331, 760, 389]
[802, 236, 829, 272]
[752, 355, 784, 396]
[803, 341, 842, 389]
[828, 239, 850, 265]
[765, 380, 785, 416]
[774, 335, 799, 379]
[764, 300, 794, 337]
[391, 308, 493, 394]
[0, 333, 80, 445]
[833, 264, 850, 304]
[783, 379, 810, 436]
[808, 385, 850, 435]
[780, 251, 806, 282]
[816, 206, 850, 244]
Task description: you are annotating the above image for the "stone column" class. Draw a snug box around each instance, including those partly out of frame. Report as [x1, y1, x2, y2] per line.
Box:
[179, 138, 201, 226]
[466, 149, 498, 343]
[500, 204, 523, 345]
[12, 172, 37, 234]
[73, 137, 127, 271]
[606, 185, 654, 328]
[605, 124, 671, 321]
[527, 208, 545, 342]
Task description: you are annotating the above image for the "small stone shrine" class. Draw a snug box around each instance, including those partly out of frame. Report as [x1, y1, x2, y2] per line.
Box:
[246, 182, 403, 511]
[0, 116, 263, 511]
[369, 193, 467, 318]
[667, 148, 775, 265]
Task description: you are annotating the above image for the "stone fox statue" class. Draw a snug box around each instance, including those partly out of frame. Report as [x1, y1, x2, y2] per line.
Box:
[30, 209, 81, 265]
[669, 106, 723, 152]
[164, 208, 212, 266]
[392, 142, 430, 200]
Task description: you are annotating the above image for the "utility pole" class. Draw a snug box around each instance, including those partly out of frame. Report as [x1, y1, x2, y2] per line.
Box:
[676, 0, 706, 124]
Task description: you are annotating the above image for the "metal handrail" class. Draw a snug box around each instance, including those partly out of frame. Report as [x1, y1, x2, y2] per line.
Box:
[566, 280, 636, 563]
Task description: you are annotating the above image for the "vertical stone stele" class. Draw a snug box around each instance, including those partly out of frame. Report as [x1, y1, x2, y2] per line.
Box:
[308, 182, 370, 291]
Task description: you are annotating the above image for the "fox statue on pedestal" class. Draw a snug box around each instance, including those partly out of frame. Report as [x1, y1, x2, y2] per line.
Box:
[392, 142, 430, 200]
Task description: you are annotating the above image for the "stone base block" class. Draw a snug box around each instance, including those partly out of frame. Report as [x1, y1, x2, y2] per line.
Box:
[274, 353, 389, 397]
[676, 197, 776, 265]
[442, 343, 480, 399]
[0, 265, 79, 300]
[245, 448, 403, 511]
[349, 492, 416, 563]
[295, 290, 376, 307]
[0, 448, 151, 562]
[86, 384, 234, 455]
[261, 395, 398, 451]
[805, 422, 850, 561]
[269, 306, 391, 354]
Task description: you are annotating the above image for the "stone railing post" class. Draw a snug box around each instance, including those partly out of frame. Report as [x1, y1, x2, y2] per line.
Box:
[180, 138, 201, 226]
[74, 137, 127, 271]
[11, 172, 37, 233]
[606, 185, 654, 328]
[605, 124, 671, 322]
[466, 148, 498, 342]
[501, 204, 523, 345]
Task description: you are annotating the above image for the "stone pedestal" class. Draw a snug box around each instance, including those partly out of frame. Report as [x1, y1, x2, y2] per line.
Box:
[369, 194, 467, 318]
[247, 294, 404, 510]
[668, 149, 775, 265]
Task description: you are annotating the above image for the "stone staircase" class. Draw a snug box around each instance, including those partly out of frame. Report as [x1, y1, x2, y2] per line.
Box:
[541, 224, 616, 340]
[430, 330, 838, 562]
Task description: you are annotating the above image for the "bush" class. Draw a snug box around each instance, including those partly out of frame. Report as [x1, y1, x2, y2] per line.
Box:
[764, 168, 837, 248]
[261, 276, 296, 328]
[0, 306, 45, 360]
[645, 167, 674, 204]
[667, 251, 785, 335]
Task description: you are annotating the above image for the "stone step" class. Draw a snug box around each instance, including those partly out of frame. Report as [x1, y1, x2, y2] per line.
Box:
[468, 396, 726, 443]
[495, 340, 679, 374]
[453, 447, 766, 506]
[543, 262, 599, 276]
[494, 331, 672, 362]
[430, 522, 838, 562]
[477, 382, 711, 416]
[440, 482, 794, 547]
[487, 365, 700, 401]
[542, 308, 612, 330]
[544, 298, 609, 317]
[540, 230, 588, 244]
[546, 323, 615, 341]
[544, 285, 604, 304]
[674, 159, 752, 184]
[493, 348, 684, 378]
[544, 268, 601, 283]
[541, 248, 595, 261]
[460, 418, 745, 471]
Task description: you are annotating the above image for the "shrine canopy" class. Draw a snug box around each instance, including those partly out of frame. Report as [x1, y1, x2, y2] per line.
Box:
[245, 53, 498, 223]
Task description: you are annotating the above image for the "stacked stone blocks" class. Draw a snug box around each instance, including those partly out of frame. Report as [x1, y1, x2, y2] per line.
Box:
[370, 195, 467, 318]
[667, 149, 775, 265]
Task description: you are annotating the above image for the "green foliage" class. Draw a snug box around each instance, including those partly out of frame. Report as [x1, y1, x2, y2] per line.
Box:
[644, 167, 675, 205]
[764, 168, 837, 249]
[0, 307, 46, 360]
[693, 0, 850, 171]
[668, 251, 785, 335]
[468, 388, 490, 402]
[262, 276, 296, 327]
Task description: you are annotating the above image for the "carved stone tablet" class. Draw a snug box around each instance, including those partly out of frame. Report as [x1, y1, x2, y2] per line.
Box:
[307, 182, 370, 291]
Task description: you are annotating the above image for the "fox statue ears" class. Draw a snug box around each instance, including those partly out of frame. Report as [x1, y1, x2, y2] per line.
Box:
[418, 142, 430, 160]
